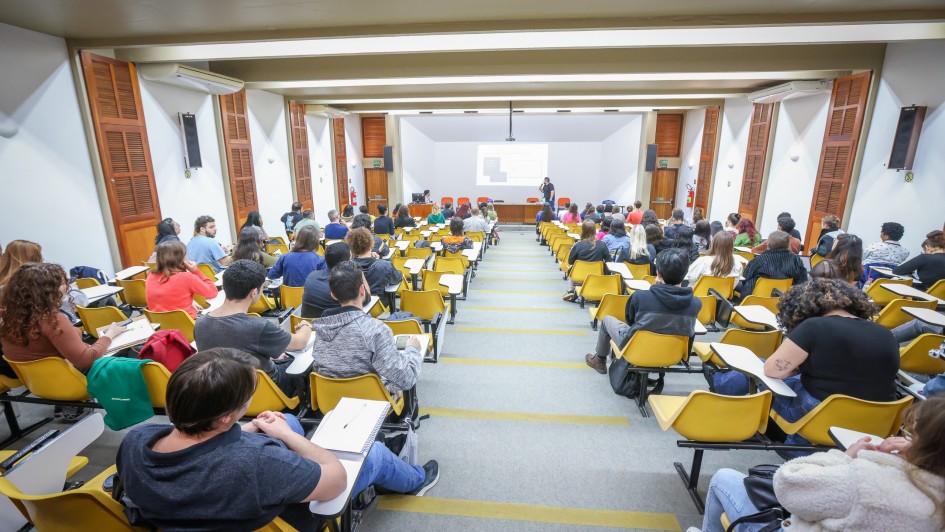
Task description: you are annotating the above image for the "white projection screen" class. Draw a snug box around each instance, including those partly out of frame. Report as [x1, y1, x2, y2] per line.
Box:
[476, 144, 548, 186]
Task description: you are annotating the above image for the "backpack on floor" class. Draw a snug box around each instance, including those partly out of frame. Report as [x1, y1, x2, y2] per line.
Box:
[137, 329, 196, 372]
[608, 358, 643, 398]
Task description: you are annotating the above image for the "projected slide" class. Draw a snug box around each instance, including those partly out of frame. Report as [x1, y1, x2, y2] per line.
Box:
[476, 144, 548, 187]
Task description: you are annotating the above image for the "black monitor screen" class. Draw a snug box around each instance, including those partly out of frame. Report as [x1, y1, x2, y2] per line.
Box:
[412, 193, 425, 203]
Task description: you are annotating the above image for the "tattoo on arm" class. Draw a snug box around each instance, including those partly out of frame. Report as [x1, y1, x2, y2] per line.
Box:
[774, 359, 793, 372]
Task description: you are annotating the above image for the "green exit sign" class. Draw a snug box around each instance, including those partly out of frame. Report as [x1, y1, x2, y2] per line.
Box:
[373, 159, 382, 168]
[658, 159, 669, 169]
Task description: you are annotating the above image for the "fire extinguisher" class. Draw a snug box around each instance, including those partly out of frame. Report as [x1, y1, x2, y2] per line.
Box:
[686, 184, 694, 208]
[349, 187, 357, 206]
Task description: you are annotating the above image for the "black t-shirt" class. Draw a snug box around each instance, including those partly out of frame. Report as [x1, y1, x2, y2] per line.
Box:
[281, 212, 304, 232]
[301, 269, 339, 318]
[394, 216, 416, 228]
[788, 315, 899, 401]
[374, 215, 395, 236]
[893, 253, 945, 288]
[541, 182, 555, 202]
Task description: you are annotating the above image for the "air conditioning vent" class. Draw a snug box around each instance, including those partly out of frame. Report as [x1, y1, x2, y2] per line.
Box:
[138, 63, 243, 95]
[748, 80, 830, 104]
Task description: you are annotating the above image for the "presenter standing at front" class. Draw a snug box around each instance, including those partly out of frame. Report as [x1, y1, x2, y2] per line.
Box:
[539, 177, 555, 205]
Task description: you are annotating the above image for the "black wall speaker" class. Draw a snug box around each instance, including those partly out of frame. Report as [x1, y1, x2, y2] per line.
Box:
[888, 105, 926, 170]
[383, 145, 394, 172]
[178, 113, 202, 169]
[645, 143, 658, 172]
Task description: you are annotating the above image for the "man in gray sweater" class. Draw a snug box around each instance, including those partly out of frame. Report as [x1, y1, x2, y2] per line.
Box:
[310, 261, 423, 398]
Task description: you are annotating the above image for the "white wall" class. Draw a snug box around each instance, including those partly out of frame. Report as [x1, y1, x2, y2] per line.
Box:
[848, 41, 945, 255]
[708, 97, 754, 220]
[306, 114, 338, 224]
[246, 89, 293, 241]
[599, 116, 643, 206]
[343, 115, 365, 209]
[675, 108, 706, 218]
[138, 78, 234, 246]
[759, 93, 830, 238]
[0, 22, 115, 271]
[400, 119, 435, 203]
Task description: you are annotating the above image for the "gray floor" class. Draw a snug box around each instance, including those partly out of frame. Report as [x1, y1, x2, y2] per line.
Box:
[0, 230, 781, 531]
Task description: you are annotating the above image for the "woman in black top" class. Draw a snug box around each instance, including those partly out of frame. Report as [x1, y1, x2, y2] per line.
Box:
[640, 209, 659, 228]
[373, 205, 395, 236]
[645, 224, 666, 252]
[563, 220, 610, 301]
[393, 205, 416, 229]
[580, 203, 596, 221]
[893, 230, 945, 288]
[670, 225, 700, 263]
[240, 211, 268, 240]
[693, 219, 711, 252]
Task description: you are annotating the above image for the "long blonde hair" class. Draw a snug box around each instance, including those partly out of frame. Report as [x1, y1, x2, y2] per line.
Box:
[0, 240, 42, 287]
[628, 224, 650, 260]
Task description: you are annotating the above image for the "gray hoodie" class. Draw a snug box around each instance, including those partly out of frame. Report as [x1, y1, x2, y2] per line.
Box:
[310, 307, 422, 395]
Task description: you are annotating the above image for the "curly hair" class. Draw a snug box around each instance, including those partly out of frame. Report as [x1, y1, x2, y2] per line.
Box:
[0, 263, 67, 346]
[776, 277, 876, 332]
[345, 227, 374, 256]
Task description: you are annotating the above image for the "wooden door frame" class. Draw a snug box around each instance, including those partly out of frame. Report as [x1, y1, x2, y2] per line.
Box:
[649, 168, 679, 219]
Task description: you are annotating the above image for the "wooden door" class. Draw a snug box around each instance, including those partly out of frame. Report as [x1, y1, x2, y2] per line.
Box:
[288, 100, 313, 210]
[694, 107, 720, 212]
[649, 169, 678, 219]
[364, 169, 389, 217]
[361, 117, 386, 158]
[804, 72, 872, 252]
[737, 103, 774, 223]
[332, 118, 348, 210]
[220, 90, 259, 232]
[80, 52, 162, 268]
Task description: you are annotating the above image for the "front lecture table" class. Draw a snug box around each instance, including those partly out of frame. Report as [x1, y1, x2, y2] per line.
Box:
[408, 203, 433, 218]
[492, 203, 543, 224]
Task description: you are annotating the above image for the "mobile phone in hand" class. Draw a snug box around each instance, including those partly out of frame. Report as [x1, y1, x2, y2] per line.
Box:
[395, 335, 409, 350]
[117, 318, 133, 326]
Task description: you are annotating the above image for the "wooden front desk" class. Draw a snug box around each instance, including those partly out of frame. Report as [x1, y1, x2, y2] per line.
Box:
[493, 203, 543, 224]
[408, 203, 433, 218]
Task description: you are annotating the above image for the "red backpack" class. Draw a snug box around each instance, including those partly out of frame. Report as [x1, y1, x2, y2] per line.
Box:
[137, 329, 196, 372]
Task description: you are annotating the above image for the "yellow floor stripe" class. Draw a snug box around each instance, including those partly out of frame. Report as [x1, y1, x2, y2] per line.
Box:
[421, 407, 628, 426]
[465, 306, 572, 313]
[377, 496, 679, 531]
[442, 356, 588, 369]
[471, 289, 562, 295]
[454, 326, 586, 335]
[474, 277, 560, 283]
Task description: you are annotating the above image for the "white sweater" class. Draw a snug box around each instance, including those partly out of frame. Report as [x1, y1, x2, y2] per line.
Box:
[684, 255, 747, 286]
[775, 450, 944, 531]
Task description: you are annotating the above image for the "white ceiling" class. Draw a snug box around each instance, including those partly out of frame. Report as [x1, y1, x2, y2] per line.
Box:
[403, 114, 640, 142]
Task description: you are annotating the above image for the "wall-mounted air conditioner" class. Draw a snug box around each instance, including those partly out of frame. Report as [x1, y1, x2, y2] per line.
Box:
[748, 80, 830, 104]
[306, 105, 350, 119]
[138, 63, 244, 95]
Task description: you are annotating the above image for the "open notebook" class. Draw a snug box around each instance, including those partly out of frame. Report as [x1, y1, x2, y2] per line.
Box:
[97, 317, 155, 353]
[311, 398, 389, 455]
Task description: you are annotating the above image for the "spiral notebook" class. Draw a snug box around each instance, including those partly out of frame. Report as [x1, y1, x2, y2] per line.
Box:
[311, 398, 390, 455]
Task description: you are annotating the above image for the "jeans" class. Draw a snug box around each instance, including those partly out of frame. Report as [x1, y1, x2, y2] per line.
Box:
[701, 469, 771, 532]
[925, 375, 945, 397]
[595, 316, 630, 359]
[769, 376, 822, 457]
[284, 415, 425, 497]
[891, 319, 943, 343]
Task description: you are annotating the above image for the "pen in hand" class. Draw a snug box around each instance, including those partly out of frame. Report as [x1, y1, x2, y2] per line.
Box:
[343, 403, 367, 429]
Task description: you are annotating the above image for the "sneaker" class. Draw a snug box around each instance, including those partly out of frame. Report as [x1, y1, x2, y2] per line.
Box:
[686, 528, 702, 532]
[585, 354, 607, 374]
[411, 460, 439, 496]
[562, 290, 577, 301]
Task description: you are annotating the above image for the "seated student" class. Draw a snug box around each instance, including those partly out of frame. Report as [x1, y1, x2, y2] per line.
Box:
[0, 263, 126, 371]
[240, 211, 271, 242]
[280, 201, 304, 238]
[394, 205, 417, 228]
[670, 225, 700, 263]
[293, 209, 321, 237]
[626, 201, 644, 225]
[924, 340, 945, 398]
[709, 220, 724, 237]
[596, 217, 611, 240]
[373, 205, 395, 236]
[456, 202, 473, 220]
[693, 396, 945, 532]
[580, 202, 596, 222]
[740, 231, 808, 296]
[440, 201, 455, 220]
[777, 210, 804, 244]
[691, 207, 705, 225]
[0, 240, 95, 318]
[862, 221, 909, 267]
[311, 262, 425, 401]
[732, 218, 763, 247]
[810, 233, 863, 285]
[462, 207, 490, 233]
[301, 243, 351, 318]
[584, 248, 701, 374]
[751, 216, 802, 254]
[187, 215, 234, 272]
[692, 219, 711, 252]
[602, 219, 631, 257]
[723, 212, 740, 238]
[358, 204, 375, 223]
[347, 228, 403, 297]
[646, 223, 671, 253]
[340, 204, 356, 225]
[485, 202, 499, 224]
[812, 214, 845, 257]
[662, 209, 688, 240]
[640, 209, 659, 228]
[323, 210, 349, 240]
[153, 217, 181, 248]
[893, 230, 945, 288]
[194, 259, 311, 396]
[616, 224, 655, 272]
[233, 227, 277, 268]
[426, 203, 445, 225]
[588, 204, 605, 224]
[146, 241, 218, 319]
[350, 214, 390, 256]
[560, 203, 581, 224]
[684, 231, 745, 287]
[117, 349, 438, 532]
[267, 226, 326, 287]
[563, 220, 612, 302]
[441, 218, 474, 254]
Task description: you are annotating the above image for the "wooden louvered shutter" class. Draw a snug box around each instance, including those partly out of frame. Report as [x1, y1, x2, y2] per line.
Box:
[220, 90, 259, 231]
[80, 52, 162, 267]
[694, 107, 720, 212]
[737, 103, 774, 222]
[655, 114, 683, 157]
[804, 72, 872, 251]
[288, 101, 313, 209]
[361, 117, 386, 158]
[332, 118, 349, 209]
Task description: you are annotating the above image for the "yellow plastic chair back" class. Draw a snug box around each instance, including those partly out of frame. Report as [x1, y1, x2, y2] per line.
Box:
[864, 277, 915, 307]
[400, 290, 446, 321]
[466, 231, 486, 243]
[384, 319, 424, 336]
[310, 372, 404, 416]
[730, 295, 780, 330]
[692, 275, 736, 299]
[441, 250, 470, 270]
[696, 295, 716, 327]
[612, 331, 690, 368]
[280, 285, 305, 310]
[926, 279, 945, 300]
[433, 257, 466, 275]
[899, 334, 945, 375]
[557, 246, 573, 274]
[246, 370, 299, 416]
[367, 297, 387, 318]
[5, 356, 89, 401]
[74, 278, 101, 290]
[622, 262, 651, 281]
[75, 306, 126, 338]
[116, 279, 148, 308]
[248, 295, 277, 315]
[874, 298, 937, 329]
[575, 273, 622, 303]
[197, 264, 218, 282]
[751, 277, 793, 297]
[143, 309, 196, 343]
[588, 293, 629, 324]
[693, 329, 782, 366]
[809, 254, 825, 268]
[568, 260, 604, 285]
[265, 242, 289, 255]
[649, 390, 773, 441]
[421, 270, 450, 298]
[0, 465, 146, 532]
[733, 249, 754, 262]
[375, 233, 391, 242]
[256, 517, 298, 531]
[642, 275, 658, 285]
[141, 362, 171, 408]
[406, 246, 433, 260]
[290, 314, 313, 330]
[771, 394, 913, 446]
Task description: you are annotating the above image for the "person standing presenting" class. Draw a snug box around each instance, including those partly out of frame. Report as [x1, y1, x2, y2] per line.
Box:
[539, 177, 555, 205]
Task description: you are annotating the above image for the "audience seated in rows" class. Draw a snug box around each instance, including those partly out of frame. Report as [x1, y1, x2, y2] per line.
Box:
[684, 231, 745, 287]
[186, 215, 233, 272]
[427, 203, 445, 225]
[723, 212, 740, 238]
[693, 396, 945, 532]
[463, 207, 490, 233]
[149, 217, 182, 261]
[358, 205, 375, 223]
[394, 205, 417, 228]
[441, 218, 474, 254]
[0, 240, 95, 317]
[240, 211, 270, 242]
[300, 243, 351, 319]
[692, 219, 711, 253]
[595, 217, 611, 240]
[323, 210, 349, 240]
[733, 218, 763, 247]
[616, 224, 655, 270]
[862, 221, 909, 267]
[751, 216, 802, 255]
[440, 202, 455, 220]
[280, 201, 304, 238]
[348, 228, 402, 297]
[340, 204, 356, 225]
[626, 201, 644, 225]
[373, 205, 395, 235]
[267, 226, 326, 287]
[351, 214, 390, 256]
[146, 241, 218, 318]
[670, 225, 700, 263]
[691, 207, 705, 226]
[812, 214, 845, 257]
[194, 260, 310, 395]
[893, 230, 945, 287]
[739, 231, 808, 296]
[560, 203, 581, 224]
[810, 233, 863, 285]
[293, 209, 321, 237]
[580, 203, 596, 222]
[584, 248, 701, 374]
[640, 209, 659, 228]
[648, 224, 673, 253]
[602, 220, 631, 257]
[562, 220, 611, 301]
[233, 227, 277, 268]
[116, 348, 437, 532]
[662, 209, 688, 240]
